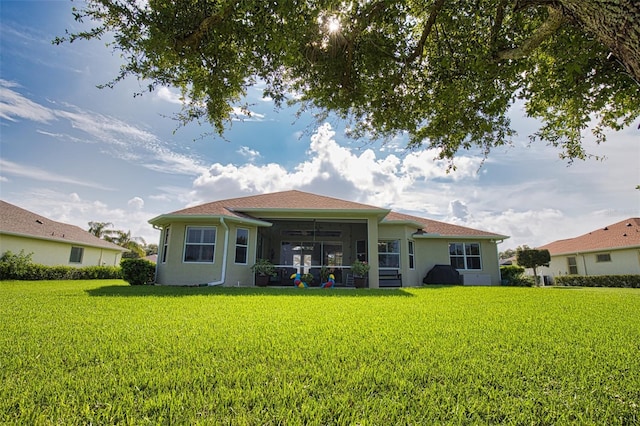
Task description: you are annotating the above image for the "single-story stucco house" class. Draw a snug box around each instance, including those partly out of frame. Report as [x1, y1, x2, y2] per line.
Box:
[537, 217, 640, 278]
[0, 200, 127, 267]
[149, 191, 509, 287]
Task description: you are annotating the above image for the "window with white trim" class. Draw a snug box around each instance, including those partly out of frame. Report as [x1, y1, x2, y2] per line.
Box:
[408, 240, 415, 269]
[161, 227, 170, 263]
[184, 227, 216, 263]
[449, 242, 481, 270]
[378, 240, 400, 268]
[567, 256, 578, 274]
[596, 253, 611, 263]
[69, 246, 84, 264]
[235, 228, 249, 264]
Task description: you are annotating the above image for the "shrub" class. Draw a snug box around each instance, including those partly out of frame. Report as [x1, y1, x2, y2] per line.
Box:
[0, 250, 122, 280]
[120, 258, 156, 285]
[555, 275, 640, 288]
[0, 250, 34, 280]
[499, 265, 534, 287]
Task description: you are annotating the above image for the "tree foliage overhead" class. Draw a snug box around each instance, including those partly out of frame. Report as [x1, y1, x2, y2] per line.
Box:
[57, 0, 639, 162]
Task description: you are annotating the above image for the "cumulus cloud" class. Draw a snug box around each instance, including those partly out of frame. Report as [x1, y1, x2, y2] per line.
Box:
[448, 200, 470, 220]
[156, 87, 183, 105]
[187, 123, 485, 207]
[237, 146, 261, 162]
[128, 197, 145, 210]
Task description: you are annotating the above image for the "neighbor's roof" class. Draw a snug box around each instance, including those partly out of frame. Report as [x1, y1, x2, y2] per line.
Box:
[384, 211, 508, 239]
[150, 190, 507, 238]
[538, 218, 640, 255]
[0, 200, 127, 252]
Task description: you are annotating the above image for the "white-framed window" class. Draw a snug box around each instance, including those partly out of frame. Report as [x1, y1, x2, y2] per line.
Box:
[184, 227, 216, 263]
[596, 253, 611, 263]
[449, 242, 481, 270]
[235, 228, 249, 264]
[408, 240, 415, 269]
[378, 240, 400, 268]
[69, 246, 84, 264]
[567, 256, 578, 274]
[161, 227, 170, 263]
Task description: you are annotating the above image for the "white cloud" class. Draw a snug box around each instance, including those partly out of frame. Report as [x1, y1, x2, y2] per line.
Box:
[128, 197, 145, 210]
[188, 123, 486, 207]
[231, 106, 265, 121]
[2, 87, 207, 177]
[237, 146, 261, 162]
[156, 87, 184, 105]
[0, 159, 114, 190]
[0, 80, 56, 123]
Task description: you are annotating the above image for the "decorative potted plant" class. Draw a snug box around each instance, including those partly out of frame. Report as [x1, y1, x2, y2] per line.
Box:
[301, 273, 314, 287]
[351, 259, 369, 288]
[250, 259, 277, 287]
[319, 266, 330, 284]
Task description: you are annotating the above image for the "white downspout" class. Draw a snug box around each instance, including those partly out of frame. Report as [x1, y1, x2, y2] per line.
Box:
[208, 217, 229, 286]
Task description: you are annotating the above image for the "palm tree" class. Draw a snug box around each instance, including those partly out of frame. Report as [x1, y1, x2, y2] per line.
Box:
[88, 221, 116, 239]
[110, 230, 146, 258]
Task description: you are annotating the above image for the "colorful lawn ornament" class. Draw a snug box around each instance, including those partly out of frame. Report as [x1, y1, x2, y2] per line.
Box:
[290, 273, 308, 288]
[321, 274, 335, 288]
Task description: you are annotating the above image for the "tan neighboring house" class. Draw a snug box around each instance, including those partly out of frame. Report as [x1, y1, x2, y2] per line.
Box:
[149, 190, 508, 287]
[537, 218, 640, 278]
[0, 200, 126, 267]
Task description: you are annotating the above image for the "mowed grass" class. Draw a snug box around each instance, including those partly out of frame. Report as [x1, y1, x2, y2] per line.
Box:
[1, 281, 639, 424]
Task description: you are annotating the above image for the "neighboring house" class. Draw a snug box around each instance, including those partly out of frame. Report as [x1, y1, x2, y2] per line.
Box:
[537, 218, 640, 277]
[149, 190, 509, 287]
[0, 200, 127, 267]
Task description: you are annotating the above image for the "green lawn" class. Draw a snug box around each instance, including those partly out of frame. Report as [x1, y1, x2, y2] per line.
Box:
[1, 280, 639, 424]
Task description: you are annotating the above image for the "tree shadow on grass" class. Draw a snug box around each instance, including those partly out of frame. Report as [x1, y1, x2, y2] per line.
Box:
[86, 284, 418, 298]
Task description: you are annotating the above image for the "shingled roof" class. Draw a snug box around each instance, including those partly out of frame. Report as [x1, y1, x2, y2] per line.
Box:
[538, 218, 640, 255]
[384, 211, 507, 238]
[0, 200, 127, 251]
[170, 190, 387, 214]
[151, 190, 507, 238]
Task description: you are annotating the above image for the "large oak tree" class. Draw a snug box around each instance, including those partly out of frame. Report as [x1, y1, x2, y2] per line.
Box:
[57, 0, 639, 162]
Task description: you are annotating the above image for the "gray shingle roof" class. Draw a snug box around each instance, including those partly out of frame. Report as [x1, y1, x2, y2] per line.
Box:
[0, 200, 127, 251]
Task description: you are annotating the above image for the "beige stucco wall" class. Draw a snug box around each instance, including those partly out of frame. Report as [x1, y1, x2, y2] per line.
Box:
[155, 220, 258, 286]
[0, 234, 122, 267]
[547, 248, 640, 277]
[413, 237, 501, 286]
[154, 217, 503, 287]
[378, 224, 502, 286]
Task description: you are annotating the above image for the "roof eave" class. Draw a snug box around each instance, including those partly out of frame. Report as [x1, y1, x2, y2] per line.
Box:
[413, 234, 509, 240]
[548, 243, 640, 256]
[0, 230, 128, 252]
[148, 214, 273, 228]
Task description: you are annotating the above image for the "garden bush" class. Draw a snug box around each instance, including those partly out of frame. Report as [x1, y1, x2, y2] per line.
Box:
[0, 250, 122, 280]
[0, 250, 33, 280]
[555, 274, 640, 288]
[499, 265, 534, 286]
[120, 258, 156, 285]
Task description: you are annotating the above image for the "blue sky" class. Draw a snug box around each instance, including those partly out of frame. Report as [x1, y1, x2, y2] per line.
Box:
[1, 0, 639, 251]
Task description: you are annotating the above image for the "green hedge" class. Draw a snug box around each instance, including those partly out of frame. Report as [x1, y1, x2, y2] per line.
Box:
[555, 275, 640, 288]
[500, 265, 534, 287]
[120, 258, 156, 286]
[0, 250, 122, 281]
